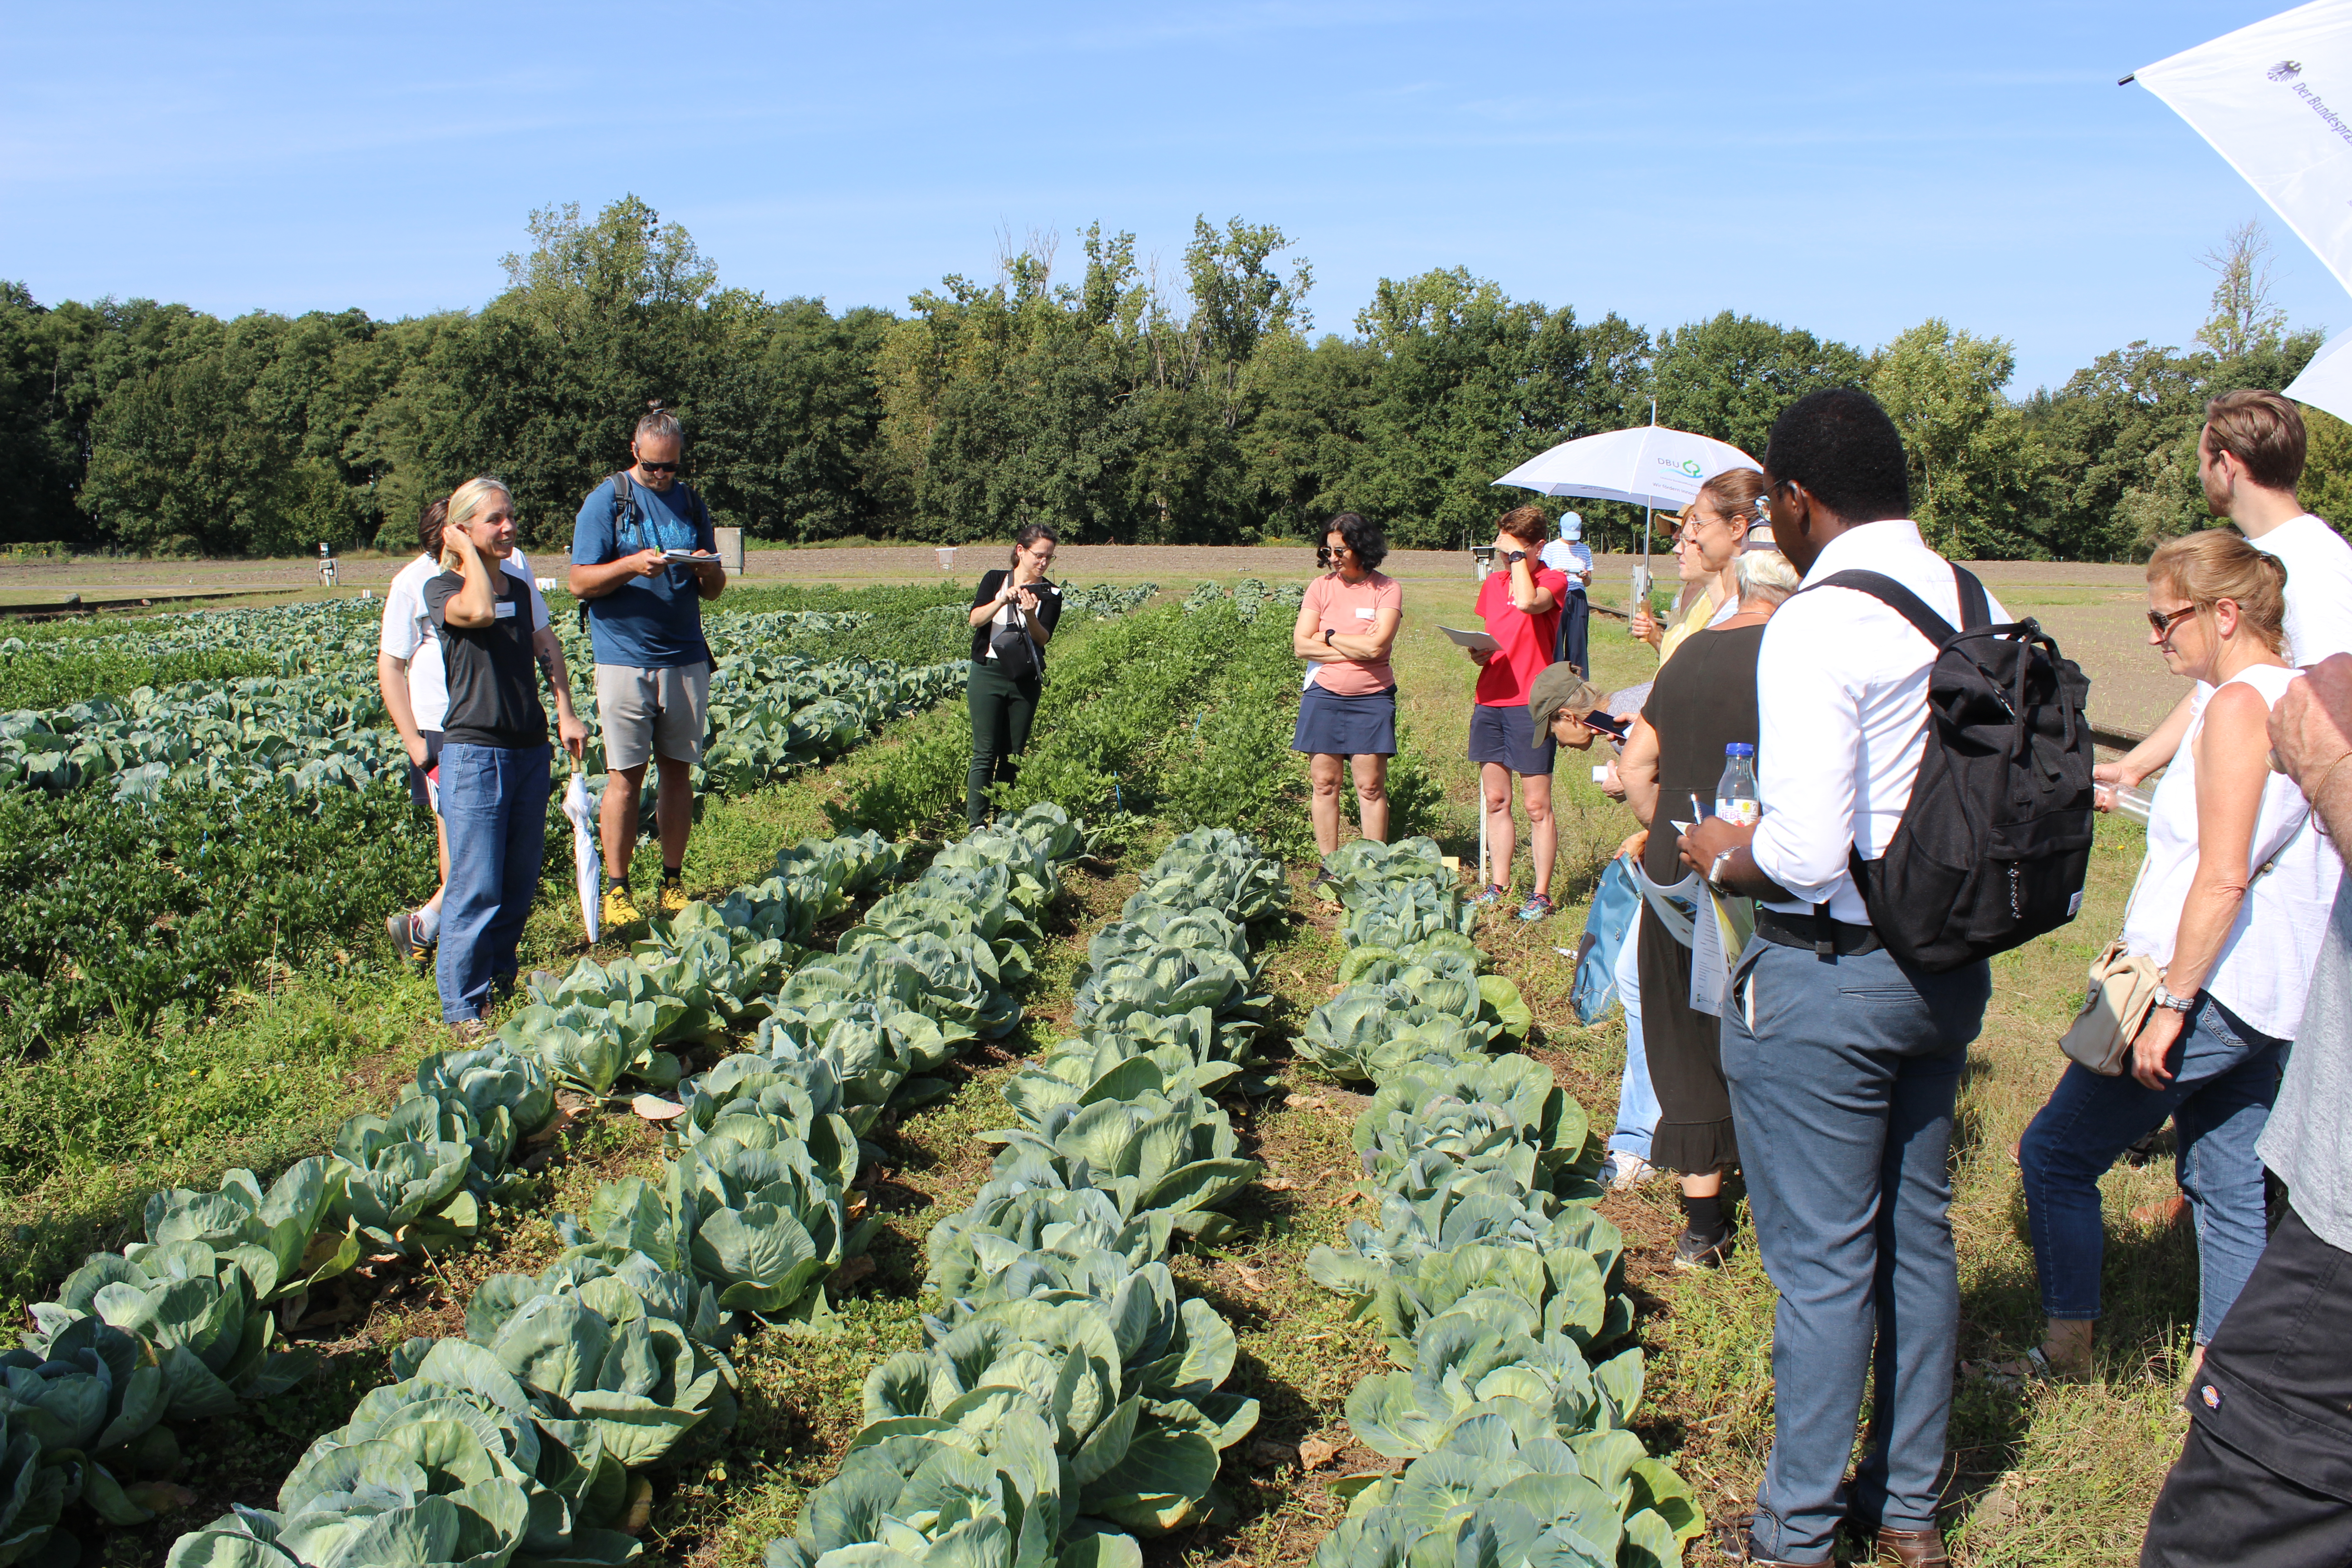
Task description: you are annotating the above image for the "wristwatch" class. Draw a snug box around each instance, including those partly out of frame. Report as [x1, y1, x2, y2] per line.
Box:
[1323, 628, 1336, 645]
[1505, 551, 1528, 564]
[2151, 984, 2196, 1014]
[1706, 848, 1738, 891]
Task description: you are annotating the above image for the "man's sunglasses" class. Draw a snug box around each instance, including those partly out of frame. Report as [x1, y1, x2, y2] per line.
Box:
[637, 460, 680, 474]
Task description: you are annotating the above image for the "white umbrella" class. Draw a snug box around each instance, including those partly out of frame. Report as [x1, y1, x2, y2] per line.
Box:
[1493, 417, 1761, 624]
[2287, 324, 2352, 423]
[1492, 424, 1761, 511]
[2130, 2, 2352, 421]
[563, 768, 603, 944]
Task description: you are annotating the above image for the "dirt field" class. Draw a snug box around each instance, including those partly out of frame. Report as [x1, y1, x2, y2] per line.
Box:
[2, 544, 2185, 738]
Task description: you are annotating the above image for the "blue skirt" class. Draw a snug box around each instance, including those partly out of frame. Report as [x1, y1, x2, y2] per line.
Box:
[1294, 682, 1397, 757]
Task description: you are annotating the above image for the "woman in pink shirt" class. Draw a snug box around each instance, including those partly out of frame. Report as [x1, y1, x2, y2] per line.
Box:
[1293, 512, 1404, 871]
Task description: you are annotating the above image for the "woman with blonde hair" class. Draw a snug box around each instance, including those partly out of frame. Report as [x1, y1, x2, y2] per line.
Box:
[426, 477, 588, 1031]
[1628, 468, 1766, 665]
[2020, 530, 2340, 1376]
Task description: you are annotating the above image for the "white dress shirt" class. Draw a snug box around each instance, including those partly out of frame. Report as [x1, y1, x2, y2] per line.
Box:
[1749, 520, 2010, 924]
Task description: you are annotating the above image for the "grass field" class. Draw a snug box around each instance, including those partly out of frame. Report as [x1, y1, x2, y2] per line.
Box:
[0, 563, 2202, 1568]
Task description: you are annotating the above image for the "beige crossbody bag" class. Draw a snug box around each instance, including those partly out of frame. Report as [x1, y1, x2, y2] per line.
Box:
[2059, 817, 2302, 1076]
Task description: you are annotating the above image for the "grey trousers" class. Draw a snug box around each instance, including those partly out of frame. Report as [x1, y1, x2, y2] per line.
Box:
[1720, 936, 1991, 1562]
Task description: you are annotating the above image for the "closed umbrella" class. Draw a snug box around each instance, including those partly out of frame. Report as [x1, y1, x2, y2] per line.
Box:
[563, 767, 602, 944]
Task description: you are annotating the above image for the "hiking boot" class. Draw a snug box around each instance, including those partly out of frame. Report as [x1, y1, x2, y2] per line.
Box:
[657, 877, 691, 916]
[603, 883, 643, 932]
[387, 910, 429, 968]
[1675, 1227, 1734, 1270]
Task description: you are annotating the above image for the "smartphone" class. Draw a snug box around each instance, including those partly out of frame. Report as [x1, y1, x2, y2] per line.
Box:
[1581, 710, 1631, 743]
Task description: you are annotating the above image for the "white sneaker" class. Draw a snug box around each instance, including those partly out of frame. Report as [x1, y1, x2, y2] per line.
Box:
[1607, 1152, 1658, 1191]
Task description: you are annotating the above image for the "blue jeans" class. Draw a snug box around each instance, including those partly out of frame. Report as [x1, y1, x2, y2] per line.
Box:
[2019, 992, 2284, 1344]
[436, 741, 551, 1024]
[1609, 920, 1660, 1160]
[1722, 937, 1991, 1562]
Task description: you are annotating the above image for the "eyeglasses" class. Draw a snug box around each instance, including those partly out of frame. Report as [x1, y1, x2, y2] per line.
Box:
[1317, 544, 1355, 564]
[2147, 603, 2199, 641]
[637, 460, 679, 475]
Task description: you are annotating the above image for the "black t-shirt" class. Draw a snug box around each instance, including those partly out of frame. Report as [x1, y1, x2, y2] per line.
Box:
[968, 570, 1064, 667]
[424, 568, 548, 750]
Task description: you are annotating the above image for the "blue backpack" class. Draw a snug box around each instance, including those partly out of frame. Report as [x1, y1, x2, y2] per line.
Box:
[1570, 855, 1641, 1024]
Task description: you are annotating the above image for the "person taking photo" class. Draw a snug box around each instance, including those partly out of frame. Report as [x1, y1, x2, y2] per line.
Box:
[965, 523, 1063, 826]
[568, 409, 725, 929]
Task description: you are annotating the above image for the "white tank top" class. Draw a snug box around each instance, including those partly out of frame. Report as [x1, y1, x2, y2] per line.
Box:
[2120, 664, 2342, 1039]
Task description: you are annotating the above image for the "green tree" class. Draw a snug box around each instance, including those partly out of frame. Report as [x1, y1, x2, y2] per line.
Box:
[1650, 311, 1868, 460]
[1869, 318, 2038, 556]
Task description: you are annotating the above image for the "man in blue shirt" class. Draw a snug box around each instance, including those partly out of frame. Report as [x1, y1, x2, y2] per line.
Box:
[568, 410, 725, 926]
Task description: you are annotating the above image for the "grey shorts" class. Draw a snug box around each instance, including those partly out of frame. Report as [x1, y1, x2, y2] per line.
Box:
[596, 662, 712, 769]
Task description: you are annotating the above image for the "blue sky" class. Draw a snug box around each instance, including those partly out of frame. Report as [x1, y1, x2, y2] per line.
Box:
[5, 0, 2343, 394]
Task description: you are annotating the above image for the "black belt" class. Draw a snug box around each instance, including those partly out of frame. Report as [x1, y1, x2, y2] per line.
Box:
[1754, 906, 1882, 957]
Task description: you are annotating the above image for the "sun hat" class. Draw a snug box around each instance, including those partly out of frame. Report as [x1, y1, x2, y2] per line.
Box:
[1527, 661, 1607, 730]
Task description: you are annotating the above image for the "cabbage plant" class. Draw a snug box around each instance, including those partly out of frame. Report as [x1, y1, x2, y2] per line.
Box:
[1310, 1414, 1701, 1568]
[1123, 828, 1285, 925]
[1355, 1055, 1598, 1198]
[925, 1187, 1172, 1305]
[28, 1241, 316, 1423]
[1296, 986, 1485, 1084]
[986, 1079, 1260, 1242]
[860, 1292, 1254, 1535]
[1342, 1305, 1647, 1461]
[136, 1156, 357, 1305]
[1307, 1223, 1635, 1359]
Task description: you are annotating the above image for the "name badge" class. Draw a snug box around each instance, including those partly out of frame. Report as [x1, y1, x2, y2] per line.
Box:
[1355, 607, 1375, 620]
[494, 599, 518, 619]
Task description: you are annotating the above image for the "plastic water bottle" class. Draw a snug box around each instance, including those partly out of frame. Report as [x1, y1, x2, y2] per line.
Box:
[1715, 743, 1759, 826]
[2094, 782, 2153, 823]
[1629, 564, 1651, 638]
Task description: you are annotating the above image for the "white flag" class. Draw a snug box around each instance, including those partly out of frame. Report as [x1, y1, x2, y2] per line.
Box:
[2136, 1, 2352, 296]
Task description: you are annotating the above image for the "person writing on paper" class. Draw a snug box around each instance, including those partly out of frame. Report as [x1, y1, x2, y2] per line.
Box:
[1294, 512, 1403, 869]
[426, 477, 587, 1031]
[569, 410, 725, 929]
[1611, 542, 1798, 1269]
[1627, 470, 1765, 664]
[2097, 391, 2352, 810]
[1465, 505, 1572, 919]
[2017, 531, 2337, 1380]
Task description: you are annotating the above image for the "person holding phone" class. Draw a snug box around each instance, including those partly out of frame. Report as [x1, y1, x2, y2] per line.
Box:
[569, 409, 725, 929]
[965, 523, 1063, 826]
[427, 477, 588, 1031]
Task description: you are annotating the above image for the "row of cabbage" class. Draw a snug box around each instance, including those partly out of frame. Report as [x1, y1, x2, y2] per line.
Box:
[0, 582, 1159, 801]
[152, 804, 1093, 1568]
[1296, 838, 1705, 1568]
[0, 806, 1076, 1564]
[758, 827, 1292, 1568]
[1176, 577, 1303, 622]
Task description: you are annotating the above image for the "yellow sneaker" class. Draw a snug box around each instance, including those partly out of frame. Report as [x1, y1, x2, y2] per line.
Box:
[657, 878, 691, 916]
[602, 883, 642, 932]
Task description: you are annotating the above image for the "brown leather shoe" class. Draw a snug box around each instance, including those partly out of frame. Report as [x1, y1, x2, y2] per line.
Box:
[1875, 1525, 1950, 1568]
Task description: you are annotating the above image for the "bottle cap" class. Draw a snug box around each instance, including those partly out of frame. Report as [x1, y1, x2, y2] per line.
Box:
[1725, 742, 1755, 757]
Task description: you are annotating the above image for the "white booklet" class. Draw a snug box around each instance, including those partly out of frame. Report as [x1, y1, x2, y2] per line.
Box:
[1439, 625, 1499, 652]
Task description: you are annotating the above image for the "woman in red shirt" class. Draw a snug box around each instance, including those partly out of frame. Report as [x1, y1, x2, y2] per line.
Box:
[1467, 505, 1572, 920]
[1293, 512, 1404, 869]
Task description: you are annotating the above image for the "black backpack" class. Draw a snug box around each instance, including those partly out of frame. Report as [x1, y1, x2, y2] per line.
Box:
[1806, 566, 2095, 972]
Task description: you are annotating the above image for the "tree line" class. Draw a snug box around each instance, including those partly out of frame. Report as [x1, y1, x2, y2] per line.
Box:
[3, 197, 2345, 561]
